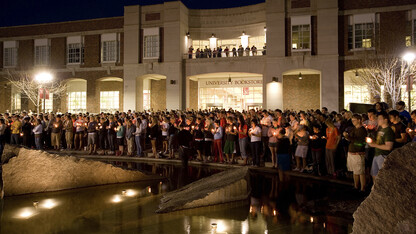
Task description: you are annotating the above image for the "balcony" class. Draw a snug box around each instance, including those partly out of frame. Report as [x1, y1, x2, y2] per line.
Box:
[183, 49, 266, 60]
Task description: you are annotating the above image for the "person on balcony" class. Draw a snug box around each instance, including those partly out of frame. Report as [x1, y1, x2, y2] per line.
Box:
[251, 45, 257, 56]
[232, 47, 237, 57]
[225, 47, 230, 57]
[188, 46, 193, 59]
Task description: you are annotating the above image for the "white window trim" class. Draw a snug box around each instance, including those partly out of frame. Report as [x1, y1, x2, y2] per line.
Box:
[348, 13, 377, 51]
[412, 9, 416, 46]
[291, 16, 311, 52]
[143, 27, 160, 59]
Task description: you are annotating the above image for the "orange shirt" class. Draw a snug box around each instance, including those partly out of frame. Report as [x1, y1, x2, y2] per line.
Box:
[326, 127, 339, 150]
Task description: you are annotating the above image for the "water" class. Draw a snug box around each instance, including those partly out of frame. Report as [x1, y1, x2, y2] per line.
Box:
[0, 162, 354, 234]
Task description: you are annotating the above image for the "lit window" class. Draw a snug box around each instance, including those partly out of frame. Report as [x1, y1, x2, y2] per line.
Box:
[100, 91, 119, 113]
[3, 44, 17, 67]
[292, 24, 310, 50]
[144, 35, 159, 58]
[41, 93, 53, 112]
[67, 43, 84, 64]
[12, 93, 21, 112]
[354, 23, 374, 49]
[406, 36, 412, 47]
[143, 90, 151, 110]
[35, 45, 50, 66]
[344, 85, 370, 109]
[348, 14, 376, 50]
[67, 91, 86, 113]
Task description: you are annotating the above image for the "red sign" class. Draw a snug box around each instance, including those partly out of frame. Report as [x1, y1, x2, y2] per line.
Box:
[243, 87, 249, 95]
[39, 88, 49, 99]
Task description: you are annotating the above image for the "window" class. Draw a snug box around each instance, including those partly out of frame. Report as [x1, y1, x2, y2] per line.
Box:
[143, 27, 160, 59]
[292, 24, 310, 50]
[35, 39, 50, 66]
[67, 43, 84, 64]
[67, 91, 86, 113]
[144, 35, 159, 58]
[143, 90, 151, 110]
[41, 93, 53, 112]
[291, 16, 311, 51]
[344, 85, 370, 109]
[101, 33, 120, 63]
[3, 41, 18, 67]
[100, 91, 119, 113]
[413, 19, 416, 46]
[4, 47, 17, 67]
[354, 23, 374, 49]
[12, 93, 21, 112]
[348, 14, 376, 50]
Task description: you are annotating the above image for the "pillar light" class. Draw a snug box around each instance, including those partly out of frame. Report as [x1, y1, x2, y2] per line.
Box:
[209, 34, 217, 50]
[240, 31, 249, 48]
[272, 77, 278, 82]
[264, 27, 267, 32]
[355, 71, 359, 78]
[298, 72, 303, 80]
[186, 32, 190, 37]
[228, 75, 232, 84]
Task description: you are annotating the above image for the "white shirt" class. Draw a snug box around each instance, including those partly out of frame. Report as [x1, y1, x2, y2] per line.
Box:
[250, 126, 262, 142]
[161, 122, 169, 136]
[261, 115, 273, 136]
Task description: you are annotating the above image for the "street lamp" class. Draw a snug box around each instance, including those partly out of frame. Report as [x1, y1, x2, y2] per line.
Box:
[403, 52, 415, 112]
[35, 72, 53, 114]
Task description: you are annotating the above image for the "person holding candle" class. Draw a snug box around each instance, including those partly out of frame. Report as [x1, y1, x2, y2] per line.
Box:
[294, 125, 309, 172]
[21, 116, 32, 148]
[98, 117, 108, 152]
[134, 118, 143, 157]
[213, 120, 224, 163]
[325, 118, 340, 177]
[115, 119, 125, 156]
[107, 116, 117, 154]
[249, 119, 262, 167]
[87, 116, 99, 155]
[277, 128, 291, 181]
[237, 115, 249, 166]
[161, 117, 170, 155]
[0, 119, 7, 153]
[10, 115, 21, 145]
[267, 119, 280, 169]
[343, 114, 367, 192]
[368, 112, 394, 180]
[32, 119, 43, 150]
[64, 115, 74, 150]
[363, 109, 378, 181]
[73, 115, 85, 151]
[203, 118, 214, 162]
[310, 124, 325, 175]
[125, 119, 136, 156]
[149, 117, 159, 158]
[51, 115, 63, 150]
[223, 117, 238, 164]
[406, 110, 416, 142]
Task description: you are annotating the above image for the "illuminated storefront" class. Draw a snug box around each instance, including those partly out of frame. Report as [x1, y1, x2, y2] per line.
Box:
[198, 76, 263, 110]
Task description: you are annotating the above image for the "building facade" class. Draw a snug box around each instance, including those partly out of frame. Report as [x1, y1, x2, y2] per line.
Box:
[1, 0, 416, 113]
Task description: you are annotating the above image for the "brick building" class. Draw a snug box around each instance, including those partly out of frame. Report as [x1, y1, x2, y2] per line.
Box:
[1, 0, 416, 113]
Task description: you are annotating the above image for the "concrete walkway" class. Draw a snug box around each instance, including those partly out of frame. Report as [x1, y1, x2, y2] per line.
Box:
[49, 149, 353, 186]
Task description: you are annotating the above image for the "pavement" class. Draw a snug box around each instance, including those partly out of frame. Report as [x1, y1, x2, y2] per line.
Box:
[49, 149, 354, 186]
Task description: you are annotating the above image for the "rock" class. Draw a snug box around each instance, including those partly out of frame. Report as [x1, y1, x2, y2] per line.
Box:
[352, 142, 416, 233]
[157, 167, 250, 213]
[1, 144, 21, 164]
[2, 147, 160, 196]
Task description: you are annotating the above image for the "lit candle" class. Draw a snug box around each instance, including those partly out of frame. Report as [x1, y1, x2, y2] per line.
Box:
[408, 129, 413, 133]
[20, 133, 24, 137]
[309, 136, 313, 139]
[273, 209, 277, 216]
[148, 123, 151, 127]
[310, 217, 314, 223]
[366, 137, 372, 144]
[54, 124, 58, 128]
[233, 126, 237, 130]
[321, 136, 326, 139]
[273, 132, 277, 136]
[191, 125, 194, 130]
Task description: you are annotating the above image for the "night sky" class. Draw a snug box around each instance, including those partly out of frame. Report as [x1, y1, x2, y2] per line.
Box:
[0, 0, 264, 27]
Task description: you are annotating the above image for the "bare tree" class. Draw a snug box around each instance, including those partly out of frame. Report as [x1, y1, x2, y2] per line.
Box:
[3, 71, 67, 114]
[353, 52, 416, 108]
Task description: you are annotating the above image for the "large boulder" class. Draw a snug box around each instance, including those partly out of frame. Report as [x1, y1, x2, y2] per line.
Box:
[2, 147, 160, 196]
[157, 167, 250, 213]
[352, 142, 416, 233]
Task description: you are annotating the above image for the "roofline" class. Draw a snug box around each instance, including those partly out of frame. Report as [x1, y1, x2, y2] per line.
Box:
[0, 16, 124, 29]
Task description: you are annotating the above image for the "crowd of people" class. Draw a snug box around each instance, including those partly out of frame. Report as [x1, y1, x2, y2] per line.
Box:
[188, 44, 266, 59]
[0, 100, 415, 193]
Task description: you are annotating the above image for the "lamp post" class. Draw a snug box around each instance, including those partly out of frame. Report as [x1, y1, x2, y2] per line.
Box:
[403, 52, 415, 112]
[35, 72, 53, 114]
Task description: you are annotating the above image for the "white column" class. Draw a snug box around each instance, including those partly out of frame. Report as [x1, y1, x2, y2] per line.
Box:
[266, 81, 283, 110]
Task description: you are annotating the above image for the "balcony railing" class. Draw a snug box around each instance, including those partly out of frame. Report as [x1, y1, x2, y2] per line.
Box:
[183, 49, 266, 60]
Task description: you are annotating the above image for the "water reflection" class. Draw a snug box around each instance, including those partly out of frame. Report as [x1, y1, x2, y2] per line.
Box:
[0, 162, 353, 234]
